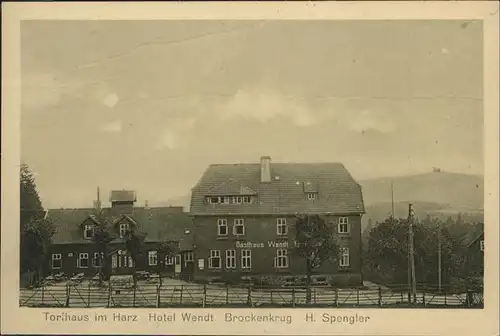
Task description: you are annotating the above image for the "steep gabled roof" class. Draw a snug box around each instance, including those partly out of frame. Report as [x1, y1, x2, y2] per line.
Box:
[47, 207, 193, 245]
[190, 162, 365, 216]
[206, 178, 257, 196]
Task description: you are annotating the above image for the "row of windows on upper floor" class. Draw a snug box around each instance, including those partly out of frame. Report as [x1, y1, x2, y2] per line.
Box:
[206, 192, 319, 205]
[214, 217, 351, 236]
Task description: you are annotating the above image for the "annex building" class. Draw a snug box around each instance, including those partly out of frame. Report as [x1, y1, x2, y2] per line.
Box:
[189, 156, 366, 286]
[45, 190, 194, 280]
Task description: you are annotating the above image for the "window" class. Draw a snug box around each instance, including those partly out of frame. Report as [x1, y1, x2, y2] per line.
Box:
[52, 254, 62, 269]
[92, 252, 103, 267]
[111, 254, 117, 268]
[306, 193, 317, 200]
[77, 253, 89, 268]
[241, 250, 251, 269]
[338, 217, 350, 233]
[242, 196, 251, 204]
[119, 223, 129, 238]
[275, 249, 288, 268]
[165, 255, 175, 265]
[233, 219, 245, 235]
[232, 196, 242, 204]
[148, 251, 158, 266]
[277, 218, 288, 235]
[208, 197, 219, 204]
[339, 247, 350, 267]
[84, 224, 94, 239]
[185, 251, 194, 262]
[207, 196, 230, 204]
[225, 250, 236, 269]
[209, 250, 221, 269]
[217, 219, 228, 236]
[480, 240, 484, 251]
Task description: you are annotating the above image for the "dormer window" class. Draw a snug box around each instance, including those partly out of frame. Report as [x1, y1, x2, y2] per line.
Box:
[232, 196, 251, 204]
[84, 224, 95, 239]
[306, 192, 317, 200]
[207, 196, 230, 204]
[119, 223, 130, 238]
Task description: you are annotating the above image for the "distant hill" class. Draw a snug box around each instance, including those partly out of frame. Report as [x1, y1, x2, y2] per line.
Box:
[165, 172, 484, 227]
[359, 172, 484, 231]
[359, 172, 483, 209]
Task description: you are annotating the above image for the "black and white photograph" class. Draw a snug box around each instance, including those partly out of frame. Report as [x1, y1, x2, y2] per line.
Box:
[17, 18, 488, 309]
[2, 2, 499, 336]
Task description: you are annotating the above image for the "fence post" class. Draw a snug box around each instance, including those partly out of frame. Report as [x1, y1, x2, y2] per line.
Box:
[335, 288, 339, 307]
[87, 282, 91, 308]
[356, 289, 360, 306]
[107, 282, 112, 308]
[202, 285, 207, 308]
[66, 284, 71, 308]
[156, 285, 160, 308]
[270, 289, 274, 305]
[378, 286, 382, 307]
[180, 285, 184, 305]
[247, 284, 252, 307]
[41, 285, 45, 305]
[313, 287, 317, 305]
[226, 285, 229, 305]
[444, 291, 447, 306]
[133, 285, 137, 308]
[422, 285, 426, 306]
[292, 288, 296, 308]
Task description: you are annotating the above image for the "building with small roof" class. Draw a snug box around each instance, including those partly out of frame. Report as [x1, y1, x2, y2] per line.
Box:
[46, 189, 194, 279]
[189, 156, 365, 286]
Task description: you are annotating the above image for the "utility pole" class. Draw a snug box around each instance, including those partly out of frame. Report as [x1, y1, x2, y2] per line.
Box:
[408, 203, 417, 303]
[437, 220, 442, 293]
[391, 180, 395, 219]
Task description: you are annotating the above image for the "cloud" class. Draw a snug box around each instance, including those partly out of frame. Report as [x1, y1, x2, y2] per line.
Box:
[103, 93, 119, 108]
[216, 87, 318, 127]
[156, 117, 197, 150]
[101, 120, 122, 133]
[22, 73, 66, 109]
[341, 109, 396, 134]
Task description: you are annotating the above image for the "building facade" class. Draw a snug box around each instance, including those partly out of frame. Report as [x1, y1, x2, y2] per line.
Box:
[190, 156, 365, 286]
[46, 190, 194, 280]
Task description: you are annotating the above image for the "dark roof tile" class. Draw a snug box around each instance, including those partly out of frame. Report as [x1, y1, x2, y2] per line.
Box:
[47, 207, 193, 245]
[190, 162, 365, 215]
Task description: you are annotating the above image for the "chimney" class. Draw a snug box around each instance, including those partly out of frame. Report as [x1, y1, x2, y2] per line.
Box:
[93, 187, 101, 213]
[260, 156, 272, 183]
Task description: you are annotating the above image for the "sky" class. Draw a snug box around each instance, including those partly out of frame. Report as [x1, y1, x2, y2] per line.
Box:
[20, 20, 483, 209]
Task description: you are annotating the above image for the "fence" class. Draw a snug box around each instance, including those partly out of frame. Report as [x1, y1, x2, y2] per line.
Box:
[19, 282, 484, 308]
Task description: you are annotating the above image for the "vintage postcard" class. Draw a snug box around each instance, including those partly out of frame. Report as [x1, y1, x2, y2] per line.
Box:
[1, 1, 499, 335]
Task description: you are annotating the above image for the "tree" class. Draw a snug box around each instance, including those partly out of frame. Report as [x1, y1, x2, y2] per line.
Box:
[20, 164, 55, 284]
[20, 164, 43, 228]
[294, 214, 339, 303]
[124, 229, 146, 286]
[156, 241, 179, 286]
[91, 216, 113, 282]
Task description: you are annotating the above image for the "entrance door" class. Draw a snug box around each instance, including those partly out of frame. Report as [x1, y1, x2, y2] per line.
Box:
[174, 254, 181, 274]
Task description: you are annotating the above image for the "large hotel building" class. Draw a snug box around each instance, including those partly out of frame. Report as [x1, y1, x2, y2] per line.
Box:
[190, 156, 365, 286]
